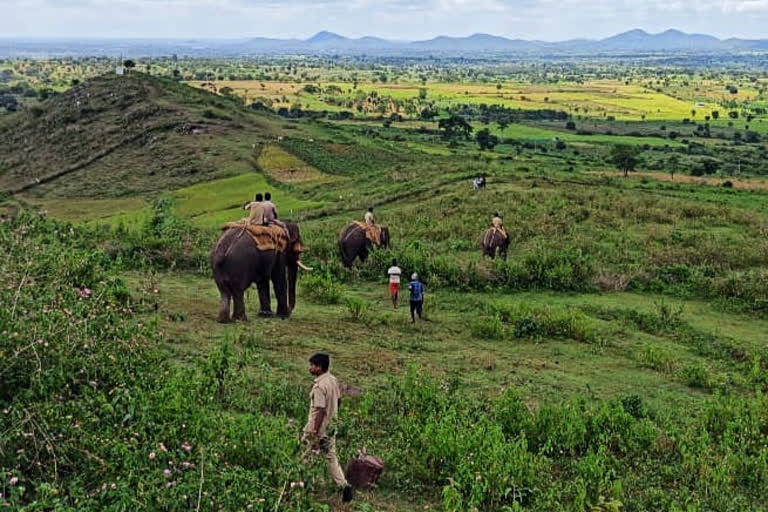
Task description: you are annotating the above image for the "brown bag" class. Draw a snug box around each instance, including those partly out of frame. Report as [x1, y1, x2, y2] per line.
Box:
[345, 451, 384, 489]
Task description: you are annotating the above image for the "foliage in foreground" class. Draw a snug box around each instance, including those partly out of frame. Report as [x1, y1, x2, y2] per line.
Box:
[0, 214, 315, 511]
[2, 214, 768, 511]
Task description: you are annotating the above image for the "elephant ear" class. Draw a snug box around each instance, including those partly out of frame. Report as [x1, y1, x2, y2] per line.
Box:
[284, 223, 306, 255]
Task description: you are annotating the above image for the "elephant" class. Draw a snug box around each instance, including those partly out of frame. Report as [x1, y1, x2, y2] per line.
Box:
[338, 223, 390, 268]
[481, 228, 510, 260]
[211, 222, 311, 322]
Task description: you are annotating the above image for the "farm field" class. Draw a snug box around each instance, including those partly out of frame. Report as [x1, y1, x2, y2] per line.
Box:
[188, 79, 718, 121]
[2, 70, 768, 512]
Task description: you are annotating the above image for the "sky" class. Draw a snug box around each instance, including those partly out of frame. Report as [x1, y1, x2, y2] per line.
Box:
[2, 0, 768, 41]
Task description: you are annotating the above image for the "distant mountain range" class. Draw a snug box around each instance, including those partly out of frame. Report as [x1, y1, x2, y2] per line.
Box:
[3, 29, 768, 58]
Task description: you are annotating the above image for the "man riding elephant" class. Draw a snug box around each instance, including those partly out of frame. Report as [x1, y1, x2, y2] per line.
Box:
[244, 193, 267, 226]
[338, 220, 390, 268]
[482, 211, 510, 260]
[211, 216, 311, 322]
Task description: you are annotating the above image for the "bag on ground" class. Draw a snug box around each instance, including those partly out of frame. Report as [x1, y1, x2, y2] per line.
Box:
[345, 452, 384, 489]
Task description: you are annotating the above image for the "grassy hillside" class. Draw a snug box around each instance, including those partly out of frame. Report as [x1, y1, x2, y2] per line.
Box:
[2, 74, 768, 511]
[0, 73, 278, 197]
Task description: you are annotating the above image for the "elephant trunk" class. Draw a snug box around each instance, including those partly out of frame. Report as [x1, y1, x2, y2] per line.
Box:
[287, 260, 298, 312]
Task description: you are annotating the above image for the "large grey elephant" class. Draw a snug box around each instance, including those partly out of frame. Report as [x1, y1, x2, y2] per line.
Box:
[481, 228, 510, 260]
[211, 222, 310, 322]
[338, 223, 390, 268]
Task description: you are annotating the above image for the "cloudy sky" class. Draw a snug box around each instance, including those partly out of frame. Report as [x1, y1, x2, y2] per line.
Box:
[2, 0, 768, 41]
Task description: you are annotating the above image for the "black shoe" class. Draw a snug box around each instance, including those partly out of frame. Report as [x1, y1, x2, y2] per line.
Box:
[342, 485, 353, 503]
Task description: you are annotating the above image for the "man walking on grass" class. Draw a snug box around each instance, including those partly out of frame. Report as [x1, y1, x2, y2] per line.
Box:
[408, 273, 425, 323]
[302, 353, 353, 503]
[387, 258, 402, 309]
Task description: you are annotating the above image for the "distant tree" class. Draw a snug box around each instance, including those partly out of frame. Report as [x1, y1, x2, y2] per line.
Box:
[0, 93, 18, 112]
[728, 111, 739, 119]
[418, 88, 427, 100]
[219, 86, 234, 96]
[123, 60, 136, 73]
[711, 110, 720, 120]
[438, 114, 473, 140]
[610, 145, 641, 177]
[172, 69, 181, 80]
[555, 140, 567, 151]
[496, 83, 502, 93]
[420, 107, 438, 121]
[565, 120, 576, 131]
[667, 154, 680, 180]
[745, 131, 761, 143]
[498, 117, 510, 136]
[475, 128, 499, 151]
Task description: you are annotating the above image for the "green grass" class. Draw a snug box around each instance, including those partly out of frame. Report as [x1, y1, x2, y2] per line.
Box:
[172, 173, 323, 228]
[123, 271, 754, 412]
[492, 122, 684, 147]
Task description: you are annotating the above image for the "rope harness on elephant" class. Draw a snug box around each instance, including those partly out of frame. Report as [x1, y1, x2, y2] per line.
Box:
[220, 220, 289, 253]
[343, 221, 382, 245]
[483, 227, 508, 248]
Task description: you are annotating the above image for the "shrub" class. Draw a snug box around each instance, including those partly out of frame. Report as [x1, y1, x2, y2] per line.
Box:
[634, 343, 677, 373]
[300, 272, 343, 304]
[490, 302, 597, 343]
[470, 314, 505, 339]
[680, 362, 712, 389]
[345, 295, 369, 321]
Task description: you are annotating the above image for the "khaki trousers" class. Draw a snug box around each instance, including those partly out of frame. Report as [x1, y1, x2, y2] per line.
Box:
[304, 435, 348, 487]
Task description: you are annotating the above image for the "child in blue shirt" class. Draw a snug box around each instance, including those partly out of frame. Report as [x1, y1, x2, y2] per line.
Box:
[408, 273, 425, 323]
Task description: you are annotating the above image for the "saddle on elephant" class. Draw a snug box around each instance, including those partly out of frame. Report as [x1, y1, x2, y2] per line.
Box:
[221, 219, 289, 252]
[483, 226, 508, 248]
[490, 216, 507, 240]
[351, 220, 383, 245]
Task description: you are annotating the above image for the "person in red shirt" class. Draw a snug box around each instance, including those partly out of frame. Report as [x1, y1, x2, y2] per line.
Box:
[386, 258, 402, 309]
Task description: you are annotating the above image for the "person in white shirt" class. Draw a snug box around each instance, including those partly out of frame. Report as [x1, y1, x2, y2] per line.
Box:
[387, 258, 402, 309]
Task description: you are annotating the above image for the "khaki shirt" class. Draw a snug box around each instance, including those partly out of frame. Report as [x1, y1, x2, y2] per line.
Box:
[492, 216, 503, 230]
[304, 372, 341, 438]
[245, 201, 266, 225]
[263, 200, 278, 223]
[364, 211, 374, 225]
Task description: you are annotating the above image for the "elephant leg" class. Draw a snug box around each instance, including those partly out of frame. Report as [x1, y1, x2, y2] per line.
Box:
[359, 247, 369, 263]
[256, 279, 273, 317]
[272, 259, 290, 319]
[217, 291, 231, 323]
[233, 290, 248, 321]
[215, 280, 232, 323]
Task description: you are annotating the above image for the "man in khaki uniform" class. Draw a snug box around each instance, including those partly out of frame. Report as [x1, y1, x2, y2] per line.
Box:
[244, 193, 267, 226]
[364, 207, 374, 225]
[491, 211, 503, 231]
[302, 352, 353, 503]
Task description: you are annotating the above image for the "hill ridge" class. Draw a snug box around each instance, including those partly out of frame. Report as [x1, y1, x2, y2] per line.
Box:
[6, 28, 768, 57]
[0, 73, 275, 197]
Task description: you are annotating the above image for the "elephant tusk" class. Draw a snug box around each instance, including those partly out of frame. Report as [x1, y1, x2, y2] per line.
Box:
[297, 260, 313, 271]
